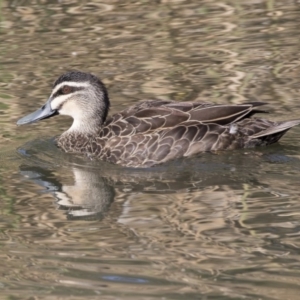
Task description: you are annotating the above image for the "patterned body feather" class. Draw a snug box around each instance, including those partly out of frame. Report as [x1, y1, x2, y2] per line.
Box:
[57, 100, 300, 167]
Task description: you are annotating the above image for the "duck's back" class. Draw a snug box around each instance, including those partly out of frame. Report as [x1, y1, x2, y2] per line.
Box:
[101, 99, 266, 137]
[94, 100, 275, 167]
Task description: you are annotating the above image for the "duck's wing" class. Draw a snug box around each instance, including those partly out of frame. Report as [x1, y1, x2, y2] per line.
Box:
[102, 100, 267, 138]
[168, 101, 267, 125]
[100, 117, 300, 168]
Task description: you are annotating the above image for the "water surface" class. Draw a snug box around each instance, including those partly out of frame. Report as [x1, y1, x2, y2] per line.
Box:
[1, 0, 300, 299]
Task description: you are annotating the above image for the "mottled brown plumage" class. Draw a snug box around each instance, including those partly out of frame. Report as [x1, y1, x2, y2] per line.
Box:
[17, 71, 300, 168]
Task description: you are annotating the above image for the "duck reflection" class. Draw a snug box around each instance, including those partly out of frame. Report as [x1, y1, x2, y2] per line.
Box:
[19, 165, 115, 221]
[19, 154, 251, 223]
[18, 137, 290, 223]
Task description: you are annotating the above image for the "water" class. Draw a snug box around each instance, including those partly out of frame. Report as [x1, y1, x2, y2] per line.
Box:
[1, 0, 300, 299]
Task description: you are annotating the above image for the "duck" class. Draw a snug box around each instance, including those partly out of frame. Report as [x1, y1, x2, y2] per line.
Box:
[17, 71, 300, 168]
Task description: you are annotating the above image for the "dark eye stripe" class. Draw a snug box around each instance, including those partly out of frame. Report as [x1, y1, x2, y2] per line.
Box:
[52, 86, 85, 98]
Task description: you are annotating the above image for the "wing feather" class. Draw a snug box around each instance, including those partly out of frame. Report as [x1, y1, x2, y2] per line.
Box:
[104, 100, 267, 137]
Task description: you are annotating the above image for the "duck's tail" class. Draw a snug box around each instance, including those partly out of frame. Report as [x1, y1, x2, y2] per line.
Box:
[249, 119, 300, 145]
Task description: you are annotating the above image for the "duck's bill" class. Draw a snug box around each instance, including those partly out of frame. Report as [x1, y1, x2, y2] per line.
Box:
[17, 100, 58, 125]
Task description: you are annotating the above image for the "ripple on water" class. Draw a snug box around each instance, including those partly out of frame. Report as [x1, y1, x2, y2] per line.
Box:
[2, 0, 300, 298]
[10, 134, 300, 298]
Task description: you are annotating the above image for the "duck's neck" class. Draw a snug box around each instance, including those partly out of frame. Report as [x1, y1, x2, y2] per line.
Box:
[67, 118, 102, 136]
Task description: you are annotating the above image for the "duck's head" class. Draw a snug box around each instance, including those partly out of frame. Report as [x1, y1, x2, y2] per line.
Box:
[17, 71, 110, 134]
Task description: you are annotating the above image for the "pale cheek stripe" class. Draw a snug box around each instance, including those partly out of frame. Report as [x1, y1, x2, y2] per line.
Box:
[50, 90, 86, 110]
[50, 94, 69, 110]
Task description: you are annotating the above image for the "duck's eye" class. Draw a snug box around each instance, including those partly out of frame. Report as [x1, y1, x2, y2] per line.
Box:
[62, 86, 72, 94]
